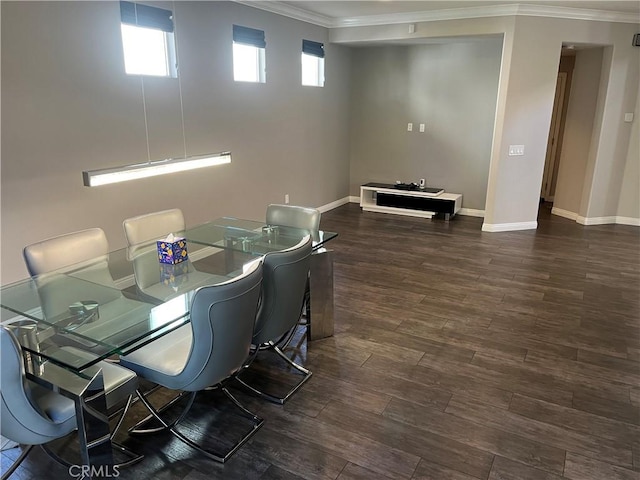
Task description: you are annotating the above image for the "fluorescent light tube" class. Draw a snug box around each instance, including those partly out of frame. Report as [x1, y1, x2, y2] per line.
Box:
[82, 152, 231, 187]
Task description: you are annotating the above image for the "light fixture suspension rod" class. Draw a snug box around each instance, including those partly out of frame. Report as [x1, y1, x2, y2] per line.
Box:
[173, 1, 188, 160]
[134, 1, 152, 164]
[140, 77, 151, 163]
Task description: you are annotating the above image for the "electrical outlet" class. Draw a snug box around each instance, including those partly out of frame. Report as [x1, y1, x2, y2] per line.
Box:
[419, 123, 425, 133]
[407, 123, 413, 132]
[284, 194, 290, 204]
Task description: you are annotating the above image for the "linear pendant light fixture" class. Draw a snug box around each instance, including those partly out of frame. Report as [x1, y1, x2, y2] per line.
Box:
[83, 1, 231, 187]
[82, 152, 231, 187]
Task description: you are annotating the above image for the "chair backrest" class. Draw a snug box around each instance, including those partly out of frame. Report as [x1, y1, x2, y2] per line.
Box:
[252, 236, 312, 346]
[23, 228, 109, 277]
[266, 204, 321, 240]
[0, 326, 77, 445]
[23, 228, 121, 319]
[127, 243, 169, 290]
[176, 259, 263, 392]
[123, 208, 185, 246]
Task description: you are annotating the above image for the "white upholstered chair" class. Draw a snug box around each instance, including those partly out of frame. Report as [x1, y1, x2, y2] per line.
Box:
[266, 204, 321, 240]
[22, 229, 151, 348]
[265, 204, 320, 340]
[0, 324, 142, 479]
[23, 228, 113, 286]
[123, 209, 226, 302]
[122, 208, 185, 247]
[236, 236, 313, 404]
[120, 259, 264, 463]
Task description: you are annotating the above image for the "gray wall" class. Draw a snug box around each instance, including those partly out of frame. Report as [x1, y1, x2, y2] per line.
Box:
[333, 15, 639, 230]
[2, 3, 638, 282]
[348, 39, 503, 210]
[1, 1, 352, 283]
[617, 90, 640, 220]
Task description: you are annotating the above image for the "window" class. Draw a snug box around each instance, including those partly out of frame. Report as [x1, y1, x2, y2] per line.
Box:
[120, 1, 177, 77]
[233, 25, 266, 83]
[301, 39, 324, 87]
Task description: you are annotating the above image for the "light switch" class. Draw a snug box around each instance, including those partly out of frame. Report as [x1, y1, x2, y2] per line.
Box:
[508, 145, 525, 156]
[407, 123, 413, 132]
[624, 113, 634, 123]
[419, 123, 425, 133]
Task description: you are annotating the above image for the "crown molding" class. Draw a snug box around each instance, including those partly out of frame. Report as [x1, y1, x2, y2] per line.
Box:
[233, 1, 333, 27]
[235, 1, 639, 28]
[512, 3, 639, 24]
[336, 4, 520, 27]
[335, 3, 639, 27]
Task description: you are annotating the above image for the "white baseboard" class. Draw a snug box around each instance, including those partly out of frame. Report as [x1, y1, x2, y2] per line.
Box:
[577, 215, 617, 225]
[482, 221, 538, 232]
[551, 207, 579, 221]
[318, 197, 350, 213]
[615, 216, 640, 226]
[577, 215, 640, 226]
[459, 208, 485, 217]
[334, 199, 638, 228]
[552, 207, 639, 226]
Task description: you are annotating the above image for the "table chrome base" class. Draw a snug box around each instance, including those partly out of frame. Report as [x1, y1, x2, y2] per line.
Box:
[308, 249, 334, 341]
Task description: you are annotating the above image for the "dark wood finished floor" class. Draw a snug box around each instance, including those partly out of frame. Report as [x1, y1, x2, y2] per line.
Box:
[3, 202, 639, 479]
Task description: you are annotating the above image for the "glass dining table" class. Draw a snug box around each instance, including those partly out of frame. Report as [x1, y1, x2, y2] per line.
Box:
[0, 217, 337, 476]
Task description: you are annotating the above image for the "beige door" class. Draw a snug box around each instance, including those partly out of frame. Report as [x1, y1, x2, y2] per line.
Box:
[541, 71, 568, 202]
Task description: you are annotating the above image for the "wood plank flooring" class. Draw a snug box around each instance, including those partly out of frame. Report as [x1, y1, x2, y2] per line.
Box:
[3, 202, 639, 479]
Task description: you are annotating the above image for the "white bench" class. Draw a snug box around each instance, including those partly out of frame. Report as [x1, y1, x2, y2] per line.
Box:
[360, 183, 462, 220]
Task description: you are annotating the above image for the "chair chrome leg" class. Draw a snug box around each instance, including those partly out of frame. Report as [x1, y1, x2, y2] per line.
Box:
[272, 325, 298, 350]
[110, 394, 133, 437]
[240, 345, 260, 369]
[236, 343, 312, 405]
[133, 388, 263, 463]
[234, 376, 286, 405]
[1, 445, 34, 480]
[273, 345, 311, 375]
[128, 390, 195, 435]
[221, 387, 260, 421]
[110, 442, 145, 468]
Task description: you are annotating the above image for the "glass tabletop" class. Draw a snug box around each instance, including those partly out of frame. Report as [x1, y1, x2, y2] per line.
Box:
[0, 242, 258, 371]
[0, 216, 337, 372]
[182, 217, 338, 254]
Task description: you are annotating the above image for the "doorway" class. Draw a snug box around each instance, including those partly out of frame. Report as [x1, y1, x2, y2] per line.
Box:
[540, 54, 575, 210]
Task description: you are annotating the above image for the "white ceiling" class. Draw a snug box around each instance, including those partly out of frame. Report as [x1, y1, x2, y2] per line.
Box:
[240, 1, 640, 27]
